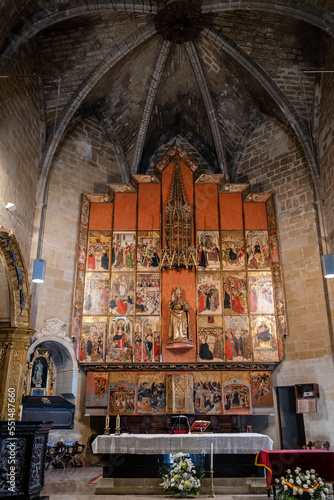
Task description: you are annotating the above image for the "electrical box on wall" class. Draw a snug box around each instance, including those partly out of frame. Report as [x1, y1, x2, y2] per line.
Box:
[295, 384, 319, 413]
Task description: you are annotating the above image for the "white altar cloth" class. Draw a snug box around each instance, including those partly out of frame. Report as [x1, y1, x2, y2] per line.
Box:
[92, 432, 273, 455]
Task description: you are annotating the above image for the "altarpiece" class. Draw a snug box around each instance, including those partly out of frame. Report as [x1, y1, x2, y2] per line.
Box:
[71, 145, 287, 418]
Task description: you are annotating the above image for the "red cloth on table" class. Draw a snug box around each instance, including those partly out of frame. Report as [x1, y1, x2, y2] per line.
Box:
[255, 449, 334, 488]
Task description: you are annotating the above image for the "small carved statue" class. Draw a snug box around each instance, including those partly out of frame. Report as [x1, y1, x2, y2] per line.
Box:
[168, 287, 192, 344]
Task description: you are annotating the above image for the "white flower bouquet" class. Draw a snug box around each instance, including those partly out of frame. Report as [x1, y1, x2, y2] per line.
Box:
[275, 467, 332, 499]
[160, 452, 204, 498]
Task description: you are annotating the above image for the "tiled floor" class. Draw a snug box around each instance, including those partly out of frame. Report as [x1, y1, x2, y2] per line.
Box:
[43, 467, 270, 499]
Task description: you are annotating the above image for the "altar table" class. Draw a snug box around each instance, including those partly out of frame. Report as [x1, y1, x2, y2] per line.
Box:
[92, 432, 273, 455]
[255, 449, 334, 488]
[92, 433, 273, 479]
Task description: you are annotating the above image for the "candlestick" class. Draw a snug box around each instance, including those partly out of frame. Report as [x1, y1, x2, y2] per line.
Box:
[209, 442, 215, 498]
[115, 414, 121, 435]
[104, 414, 110, 435]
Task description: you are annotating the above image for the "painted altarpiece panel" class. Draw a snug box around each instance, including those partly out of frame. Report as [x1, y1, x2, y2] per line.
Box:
[248, 273, 274, 314]
[251, 371, 274, 407]
[193, 372, 222, 415]
[221, 231, 245, 271]
[86, 372, 108, 407]
[106, 316, 133, 362]
[223, 273, 248, 314]
[197, 328, 224, 362]
[87, 232, 111, 272]
[224, 316, 251, 361]
[83, 273, 109, 316]
[166, 373, 194, 414]
[109, 372, 137, 415]
[251, 315, 279, 362]
[137, 373, 166, 414]
[112, 232, 136, 271]
[246, 230, 271, 271]
[109, 273, 135, 315]
[134, 316, 161, 363]
[135, 273, 160, 315]
[197, 315, 222, 329]
[197, 230, 220, 271]
[197, 273, 222, 315]
[80, 317, 106, 363]
[137, 231, 161, 271]
[222, 377, 252, 415]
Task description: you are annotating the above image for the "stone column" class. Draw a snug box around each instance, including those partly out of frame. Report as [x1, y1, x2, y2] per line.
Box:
[0, 327, 34, 420]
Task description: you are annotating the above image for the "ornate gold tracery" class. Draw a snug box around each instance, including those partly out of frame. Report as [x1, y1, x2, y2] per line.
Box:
[161, 164, 197, 269]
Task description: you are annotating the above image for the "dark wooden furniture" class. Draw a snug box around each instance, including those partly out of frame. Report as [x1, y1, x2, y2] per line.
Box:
[46, 440, 85, 469]
[0, 421, 52, 499]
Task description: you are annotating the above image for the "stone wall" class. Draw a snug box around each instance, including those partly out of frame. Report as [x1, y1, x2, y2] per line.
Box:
[0, 44, 42, 266]
[33, 115, 122, 335]
[238, 116, 334, 446]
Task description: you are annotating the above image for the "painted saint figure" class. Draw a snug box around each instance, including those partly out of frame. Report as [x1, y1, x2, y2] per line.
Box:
[168, 287, 192, 344]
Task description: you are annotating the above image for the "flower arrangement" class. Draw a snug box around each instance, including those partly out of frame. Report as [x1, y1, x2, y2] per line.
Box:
[275, 467, 332, 499]
[160, 452, 204, 498]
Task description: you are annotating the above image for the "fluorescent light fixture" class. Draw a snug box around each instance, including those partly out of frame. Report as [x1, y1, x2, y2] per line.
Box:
[321, 254, 334, 278]
[32, 259, 46, 283]
[6, 202, 17, 211]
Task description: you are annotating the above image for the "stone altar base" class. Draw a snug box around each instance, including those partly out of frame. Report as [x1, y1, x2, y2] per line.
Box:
[95, 477, 267, 495]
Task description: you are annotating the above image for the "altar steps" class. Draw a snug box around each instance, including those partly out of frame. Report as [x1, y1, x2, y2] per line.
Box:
[95, 477, 267, 495]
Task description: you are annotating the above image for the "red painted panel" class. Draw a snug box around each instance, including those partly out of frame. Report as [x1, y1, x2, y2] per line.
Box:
[219, 193, 243, 230]
[195, 184, 219, 229]
[244, 203, 268, 230]
[113, 193, 137, 230]
[138, 184, 161, 230]
[89, 203, 113, 230]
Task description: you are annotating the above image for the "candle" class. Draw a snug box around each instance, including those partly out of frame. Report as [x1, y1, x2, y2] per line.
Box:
[106, 414, 110, 428]
[211, 442, 213, 470]
[116, 414, 120, 428]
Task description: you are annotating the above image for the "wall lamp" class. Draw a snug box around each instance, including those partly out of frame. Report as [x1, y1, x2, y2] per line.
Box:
[32, 259, 46, 283]
[321, 254, 334, 279]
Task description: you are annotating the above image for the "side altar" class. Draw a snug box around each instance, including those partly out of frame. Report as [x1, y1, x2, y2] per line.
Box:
[92, 432, 273, 495]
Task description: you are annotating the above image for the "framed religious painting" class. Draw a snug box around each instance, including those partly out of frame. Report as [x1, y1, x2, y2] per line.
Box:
[87, 232, 111, 272]
[193, 372, 222, 415]
[197, 230, 220, 271]
[135, 273, 160, 315]
[251, 371, 274, 407]
[79, 317, 106, 363]
[221, 231, 246, 271]
[112, 231, 136, 271]
[197, 328, 224, 362]
[222, 378, 252, 415]
[109, 272, 135, 315]
[246, 230, 271, 271]
[137, 230, 160, 271]
[250, 315, 279, 362]
[83, 273, 109, 315]
[86, 372, 109, 408]
[197, 315, 222, 329]
[109, 373, 137, 415]
[106, 316, 133, 362]
[224, 315, 251, 361]
[134, 316, 161, 363]
[248, 272, 274, 314]
[137, 373, 166, 414]
[222, 273, 248, 314]
[197, 273, 222, 315]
